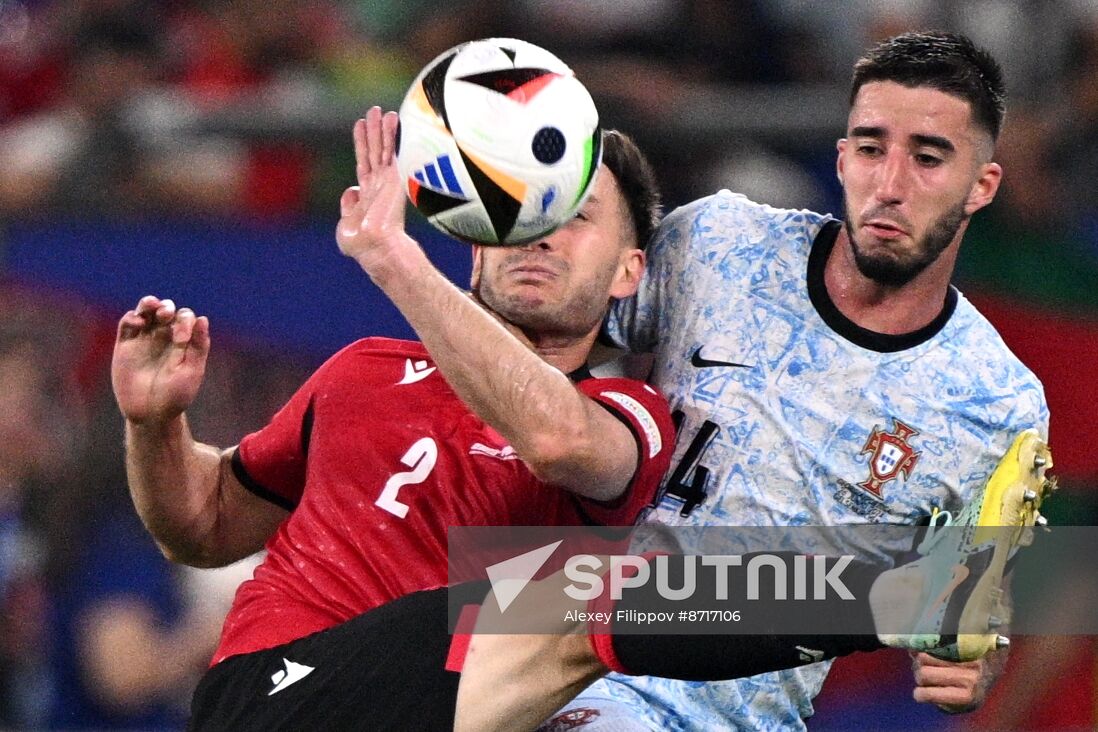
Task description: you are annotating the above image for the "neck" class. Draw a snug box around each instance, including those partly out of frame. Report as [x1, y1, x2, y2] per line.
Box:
[824, 226, 960, 335]
[523, 329, 598, 373]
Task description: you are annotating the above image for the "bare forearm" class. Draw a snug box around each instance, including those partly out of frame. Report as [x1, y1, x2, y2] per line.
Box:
[124, 415, 229, 566]
[367, 248, 628, 497]
[373, 248, 585, 440]
[338, 110, 637, 498]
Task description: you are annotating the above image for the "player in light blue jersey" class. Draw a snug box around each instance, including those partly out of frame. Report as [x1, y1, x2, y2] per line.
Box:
[563, 30, 1051, 731]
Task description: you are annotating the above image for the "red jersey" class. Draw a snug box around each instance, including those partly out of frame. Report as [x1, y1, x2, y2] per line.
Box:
[213, 337, 673, 663]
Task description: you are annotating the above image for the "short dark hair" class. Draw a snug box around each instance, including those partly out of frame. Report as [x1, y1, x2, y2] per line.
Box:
[850, 31, 1006, 141]
[600, 129, 662, 249]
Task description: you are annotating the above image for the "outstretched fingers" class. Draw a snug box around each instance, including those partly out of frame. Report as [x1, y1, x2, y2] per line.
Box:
[355, 107, 399, 187]
[354, 116, 369, 183]
[365, 105, 384, 174]
[338, 106, 412, 264]
[381, 110, 399, 166]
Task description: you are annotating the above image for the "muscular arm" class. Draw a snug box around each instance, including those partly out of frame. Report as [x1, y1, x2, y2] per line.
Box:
[338, 109, 639, 502]
[113, 296, 286, 568]
[125, 417, 285, 568]
[371, 249, 637, 501]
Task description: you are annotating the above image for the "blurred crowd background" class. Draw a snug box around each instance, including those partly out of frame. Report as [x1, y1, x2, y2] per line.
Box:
[1, 0, 1096, 729]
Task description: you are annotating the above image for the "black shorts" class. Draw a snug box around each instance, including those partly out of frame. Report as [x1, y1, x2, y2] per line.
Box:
[189, 583, 490, 731]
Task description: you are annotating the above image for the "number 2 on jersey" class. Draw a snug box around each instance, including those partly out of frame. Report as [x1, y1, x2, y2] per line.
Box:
[375, 437, 438, 518]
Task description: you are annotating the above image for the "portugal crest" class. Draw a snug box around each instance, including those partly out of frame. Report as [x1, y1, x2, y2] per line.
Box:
[857, 418, 921, 498]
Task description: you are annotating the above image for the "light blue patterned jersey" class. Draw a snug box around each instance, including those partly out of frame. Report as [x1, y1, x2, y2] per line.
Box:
[584, 191, 1049, 731]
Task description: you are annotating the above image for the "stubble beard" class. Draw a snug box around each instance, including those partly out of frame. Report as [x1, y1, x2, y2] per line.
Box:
[845, 197, 969, 287]
[476, 270, 610, 340]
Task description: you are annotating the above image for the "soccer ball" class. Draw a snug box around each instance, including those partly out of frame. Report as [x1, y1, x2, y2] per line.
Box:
[396, 38, 601, 246]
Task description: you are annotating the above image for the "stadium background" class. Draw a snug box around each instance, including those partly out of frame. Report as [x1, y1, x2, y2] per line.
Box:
[0, 0, 1095, 729]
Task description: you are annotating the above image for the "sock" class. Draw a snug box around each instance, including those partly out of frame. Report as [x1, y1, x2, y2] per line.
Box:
[589, 553, 887, 680]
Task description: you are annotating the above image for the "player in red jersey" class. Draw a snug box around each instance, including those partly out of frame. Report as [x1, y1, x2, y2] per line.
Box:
[111, 108, 673, 730]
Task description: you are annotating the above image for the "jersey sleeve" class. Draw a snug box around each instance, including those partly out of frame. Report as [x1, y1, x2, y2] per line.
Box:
[602, 195, 715, 352]
[232, 344, 353, 509]
[572, 377, 675, 525]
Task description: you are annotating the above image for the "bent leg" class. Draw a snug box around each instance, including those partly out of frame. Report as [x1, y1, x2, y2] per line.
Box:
[456, 632, 605, 732]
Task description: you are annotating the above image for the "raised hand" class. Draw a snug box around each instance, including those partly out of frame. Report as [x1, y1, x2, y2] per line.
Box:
[112, 295, 210, 425]
[336, 106, 421, 276]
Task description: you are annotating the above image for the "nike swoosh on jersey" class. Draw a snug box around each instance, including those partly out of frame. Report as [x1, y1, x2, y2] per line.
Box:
[690, 347, 751, 369]
[398, 358, 437, 385]
[268, 658, 315, 696]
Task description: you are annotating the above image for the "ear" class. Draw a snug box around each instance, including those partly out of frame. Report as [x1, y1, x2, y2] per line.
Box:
[609, 248, 646, 300]
[836, 138, 847, 185]
[469, 245, 483, 290]
[965, 162, 1002, 216]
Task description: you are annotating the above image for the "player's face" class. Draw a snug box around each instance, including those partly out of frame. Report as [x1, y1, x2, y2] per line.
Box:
[837, 81, 1002, 286]
[472, 166, 643, 338]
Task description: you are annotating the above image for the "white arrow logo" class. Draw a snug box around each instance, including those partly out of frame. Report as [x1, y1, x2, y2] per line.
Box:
[398, 359, 437, 385]
[268, 658, 315, 696]
[485, 541, 563, 613]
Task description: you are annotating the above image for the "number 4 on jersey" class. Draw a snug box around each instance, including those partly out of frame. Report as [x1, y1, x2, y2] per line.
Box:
[375, 437, 438, 518]
[662, 411, 719, 517]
